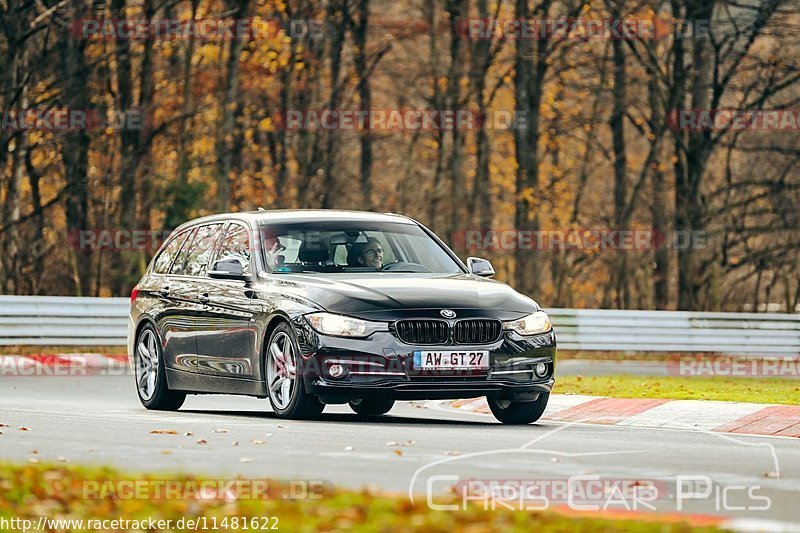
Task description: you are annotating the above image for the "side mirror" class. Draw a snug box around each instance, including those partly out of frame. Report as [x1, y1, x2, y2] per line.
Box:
[209, 258, 252, 282]
[467, 257, 495, 277]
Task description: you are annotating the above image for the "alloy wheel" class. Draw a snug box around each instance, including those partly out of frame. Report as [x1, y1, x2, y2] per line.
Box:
[267, 331, 297, 410]
[135, 329, 159, 401]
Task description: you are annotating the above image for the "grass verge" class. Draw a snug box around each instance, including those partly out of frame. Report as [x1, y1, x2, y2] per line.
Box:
[0, 462, 719, 532]
[555, 375, 800, 404]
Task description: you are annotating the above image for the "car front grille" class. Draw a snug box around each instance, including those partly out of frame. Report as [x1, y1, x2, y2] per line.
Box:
[454, 319, 502, 344]
[392, 318, 502, 345]
[394, 320, 449, 344]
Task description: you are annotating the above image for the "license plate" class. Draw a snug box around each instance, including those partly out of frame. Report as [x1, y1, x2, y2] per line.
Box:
[413, 350, 489, 370]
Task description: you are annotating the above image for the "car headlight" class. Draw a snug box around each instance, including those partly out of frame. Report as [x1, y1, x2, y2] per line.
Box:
[503, 311, 552, 336]
[306, 313, 371, 337]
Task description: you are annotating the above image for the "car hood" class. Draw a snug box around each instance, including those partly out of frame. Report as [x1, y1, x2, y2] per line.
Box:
[258, 273, 540, 320]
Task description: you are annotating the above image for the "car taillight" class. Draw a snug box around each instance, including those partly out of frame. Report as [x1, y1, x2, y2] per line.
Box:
[130, 285, 140, 306]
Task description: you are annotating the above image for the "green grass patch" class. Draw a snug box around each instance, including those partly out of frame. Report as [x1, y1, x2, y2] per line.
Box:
[555, 374, 800, 404]
[0, 462, 718, 532]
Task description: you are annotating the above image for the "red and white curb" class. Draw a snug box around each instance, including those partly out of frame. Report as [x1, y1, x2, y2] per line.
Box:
[446, 394, 800, 438]
[0, 354, 129, 375]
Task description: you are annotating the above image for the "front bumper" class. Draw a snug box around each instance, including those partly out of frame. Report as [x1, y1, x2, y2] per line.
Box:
[312, 378, 554, 402]
[292, 316, 556, 403]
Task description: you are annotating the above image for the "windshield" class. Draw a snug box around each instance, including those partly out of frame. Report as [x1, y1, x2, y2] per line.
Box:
[258, 221, 463, 275]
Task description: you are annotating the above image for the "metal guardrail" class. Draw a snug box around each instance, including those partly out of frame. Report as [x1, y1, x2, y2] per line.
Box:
[548, 308, 800, 355]
[0, 296, 129, 346]
[0, 296, 798, 355]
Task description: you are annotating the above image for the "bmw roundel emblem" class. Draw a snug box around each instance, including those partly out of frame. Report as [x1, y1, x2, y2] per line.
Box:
[440, 309, 456, 319]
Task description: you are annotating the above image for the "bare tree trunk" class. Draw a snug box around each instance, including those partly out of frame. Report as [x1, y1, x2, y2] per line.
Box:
[165, 0, 200, 228]
[427, 1, 446, 229]
[468, 0, 493, 231]
[609, 1, 629, 309]
[3, 133, 24, 293]
[319, 0, 347, 209]
[352, 0, 373, 208]
[649, 74, 670, 309]
[25, 150, 47, 295]
[673, 0, 715, 310]
[513, 0, 549, 294]
[215, 0, 251, 211]
[445, 0, 467, 239]
[60, 1, 92, 296]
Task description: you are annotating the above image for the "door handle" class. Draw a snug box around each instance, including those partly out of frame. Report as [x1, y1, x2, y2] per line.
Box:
[158, 286, 170, 298]
[199, 293, 210, 305]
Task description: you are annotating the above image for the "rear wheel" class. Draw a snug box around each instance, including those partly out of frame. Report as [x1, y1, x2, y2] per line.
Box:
[349, 398, 395, 416]
[265, 323, 325, 419]
[488, 393, 549, 425]
[134, 324, 185, 411]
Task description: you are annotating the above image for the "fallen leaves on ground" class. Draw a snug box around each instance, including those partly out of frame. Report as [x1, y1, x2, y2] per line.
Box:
[0, 461, 722, 532]
[149, 429, 177, 435]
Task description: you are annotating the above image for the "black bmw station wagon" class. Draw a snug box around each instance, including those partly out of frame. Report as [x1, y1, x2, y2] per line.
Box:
[129, 210, 556, 424]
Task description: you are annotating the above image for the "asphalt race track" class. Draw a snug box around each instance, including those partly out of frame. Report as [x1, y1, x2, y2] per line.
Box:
[2, 375, 799, 526]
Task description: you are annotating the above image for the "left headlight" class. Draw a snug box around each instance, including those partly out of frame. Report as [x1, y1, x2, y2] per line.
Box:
[503, 311, 552, 336]
[306, 312, 376, 338]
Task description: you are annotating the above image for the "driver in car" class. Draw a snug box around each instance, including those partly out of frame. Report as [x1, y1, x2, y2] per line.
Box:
[260, 229, 286, 271]
[355, 237, 384, 269]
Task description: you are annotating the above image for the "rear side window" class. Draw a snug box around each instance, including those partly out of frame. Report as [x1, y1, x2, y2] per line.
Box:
[153, 230, 189, 274]
[169, 228, 198, 276]
[183, 224, 224, 276]
[216, 224, 251, 273]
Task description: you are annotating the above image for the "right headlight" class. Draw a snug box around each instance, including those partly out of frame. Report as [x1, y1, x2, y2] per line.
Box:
[306, 312, 377, 338]
[503, 311, 552, 336]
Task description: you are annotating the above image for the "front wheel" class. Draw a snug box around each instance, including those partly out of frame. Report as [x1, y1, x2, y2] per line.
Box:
[134, 324, 186, 411]
[488, 393, 549, 425]
[265, 322, 325, 419]
[349, 398, 395, 416]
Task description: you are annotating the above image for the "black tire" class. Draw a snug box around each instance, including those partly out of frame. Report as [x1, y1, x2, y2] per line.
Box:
[349, 398, 395, 416]
[134, 323, 186, 411]
[487, 393, 549, 425]
[265, 322, 325, 420]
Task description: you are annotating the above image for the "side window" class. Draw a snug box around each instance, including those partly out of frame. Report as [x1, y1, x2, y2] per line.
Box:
[216, 224, 251, 273]
[184, 224, 224, 276]
[153, 230, 189, 274]
[276, 236, 302, 263]
[169, 228, 198, 276]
